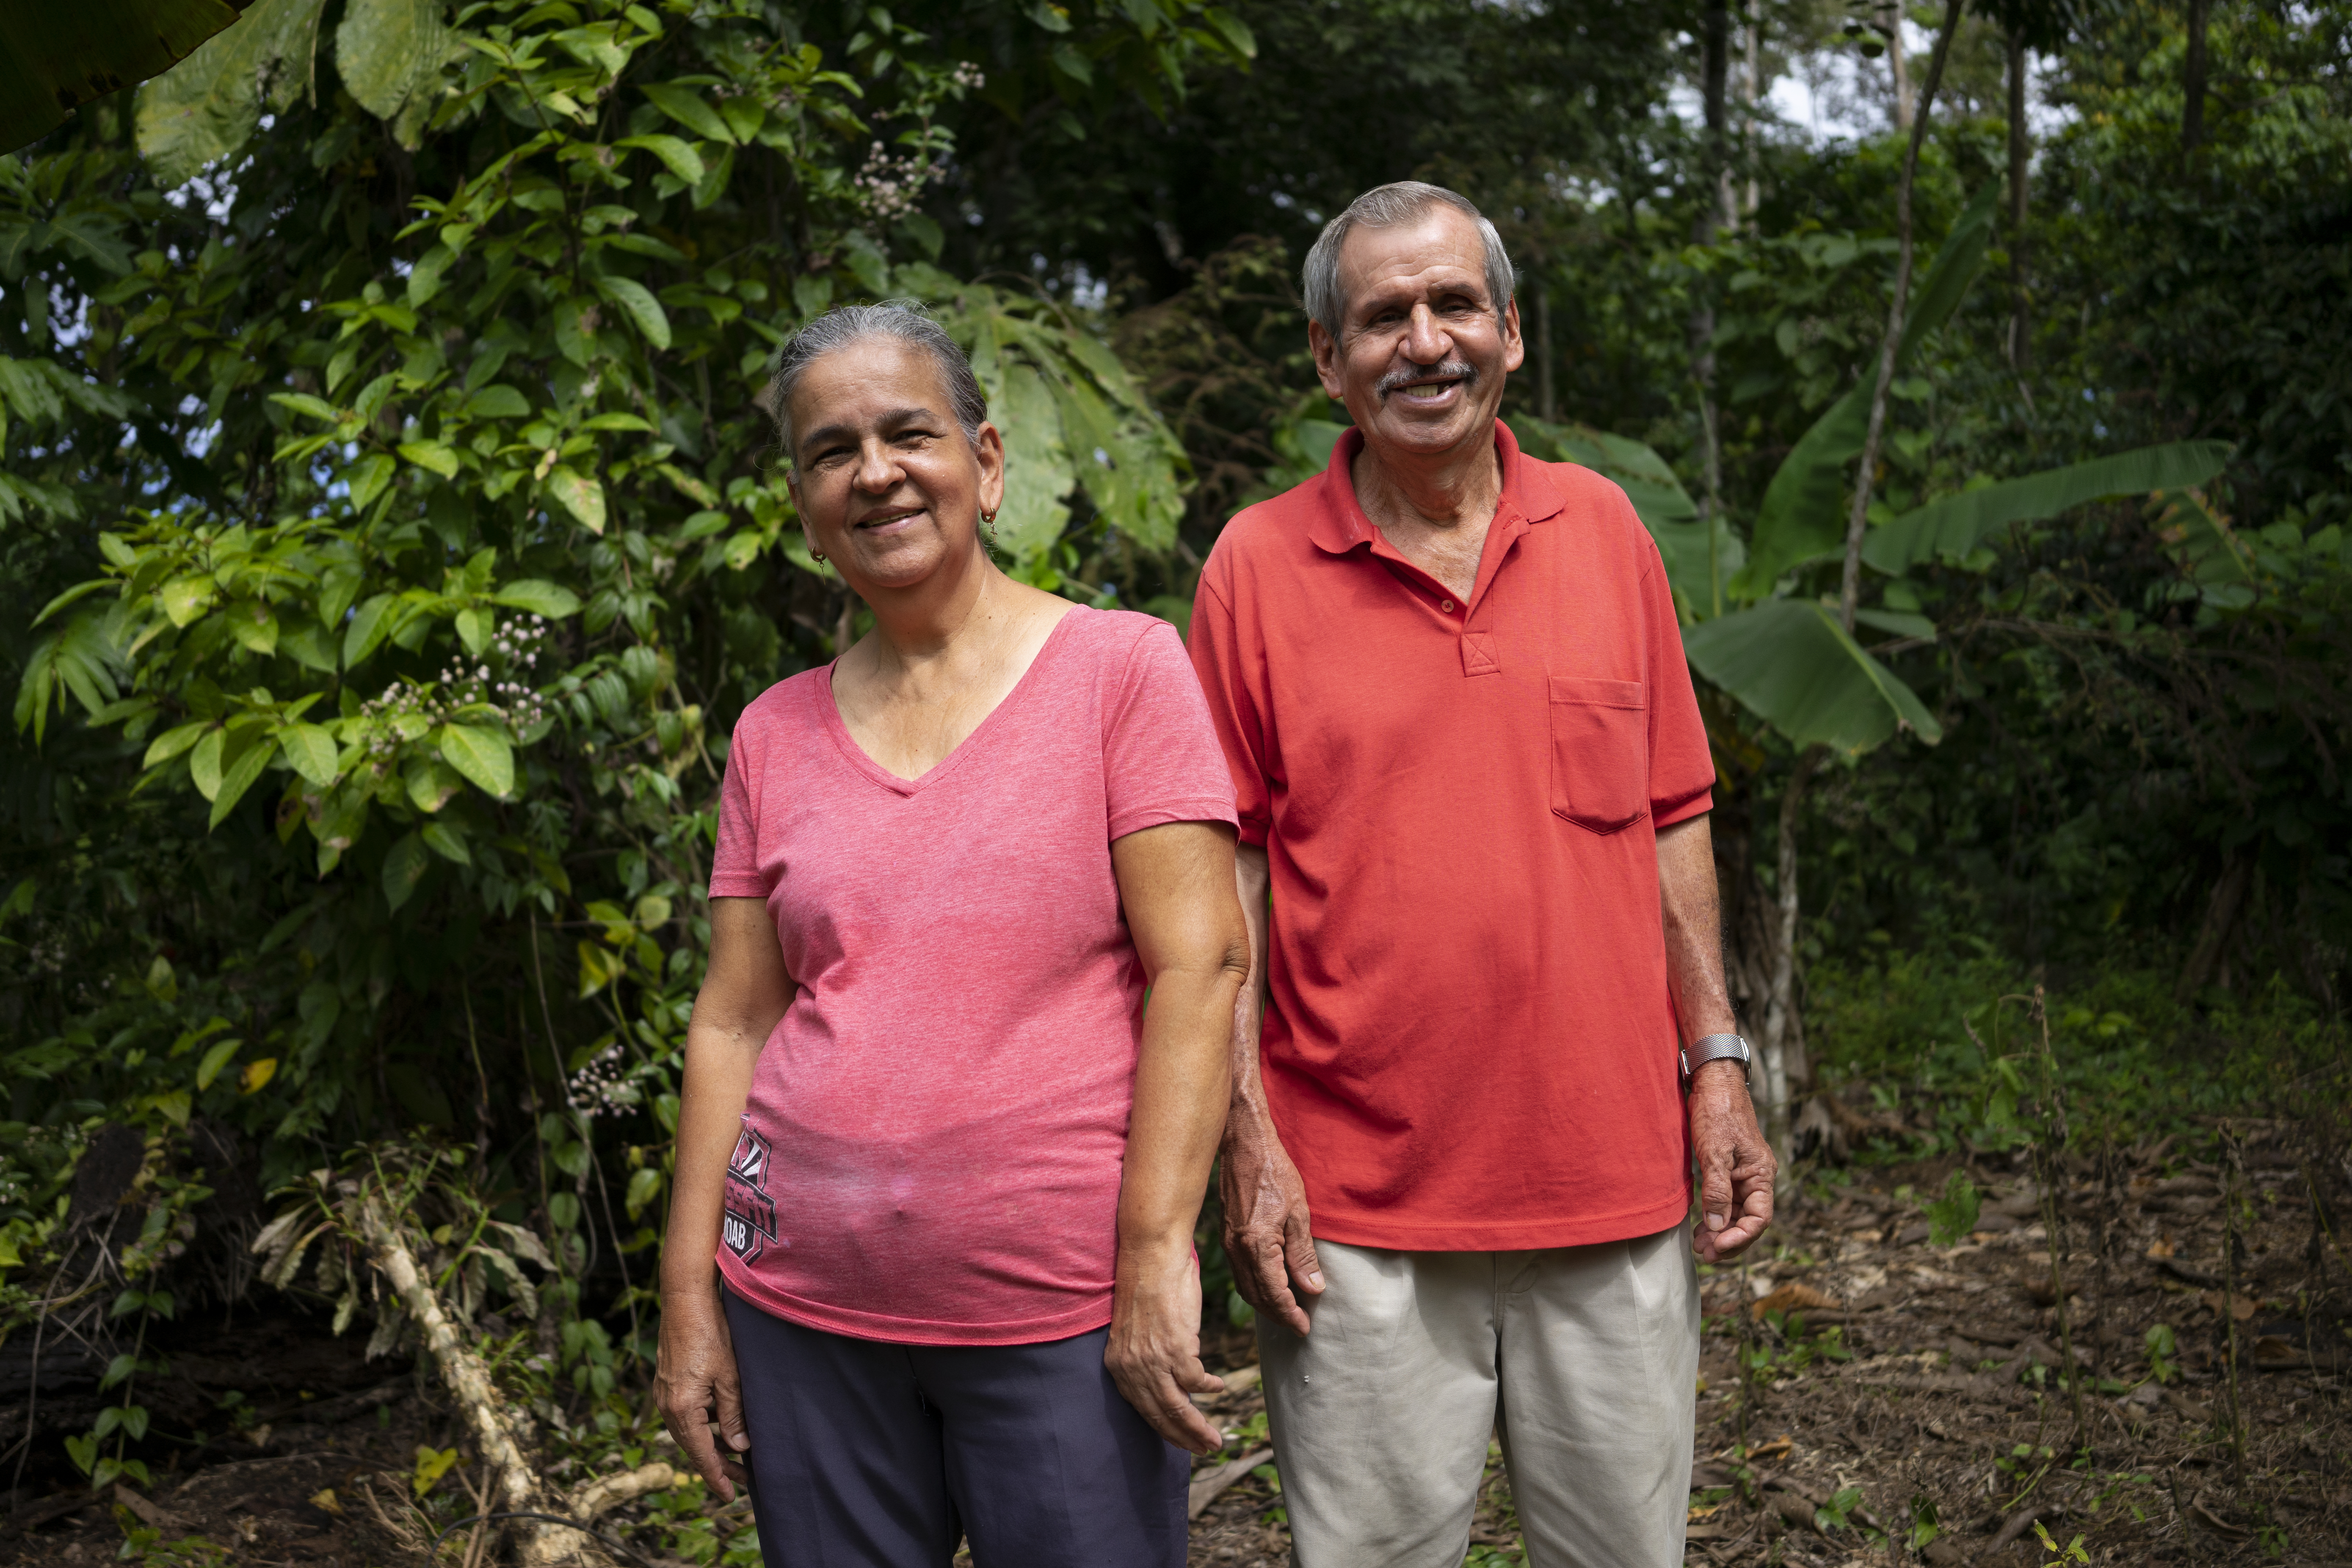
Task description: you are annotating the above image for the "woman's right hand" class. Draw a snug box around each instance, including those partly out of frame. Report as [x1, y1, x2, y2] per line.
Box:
[655, 1286, 750, 1501]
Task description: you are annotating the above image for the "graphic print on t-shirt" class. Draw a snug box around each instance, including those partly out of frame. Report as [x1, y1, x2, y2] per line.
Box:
[722, 1122, 777, 1264]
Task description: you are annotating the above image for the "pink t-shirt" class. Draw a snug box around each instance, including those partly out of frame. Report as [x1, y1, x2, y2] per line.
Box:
[707, 607, 1238, 1345]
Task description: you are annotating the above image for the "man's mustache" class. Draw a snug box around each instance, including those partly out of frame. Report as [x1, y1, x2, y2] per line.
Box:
[1376, 359, 1478, 399]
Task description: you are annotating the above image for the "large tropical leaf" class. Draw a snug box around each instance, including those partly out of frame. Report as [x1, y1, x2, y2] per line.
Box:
[134, 0, 325, 188]
[0, 0, 245, 156]
[990, 363, 1076, 565]
[1683, 598, 1943, 755]
[1510, 412, 1746, 614]
[1862, 440, 2233, 573]
[335, 0, 455, 146]
[1733, 183, 2001, 598]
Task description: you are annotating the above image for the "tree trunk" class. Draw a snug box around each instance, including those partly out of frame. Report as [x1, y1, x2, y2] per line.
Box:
[1697, 0, 1730, 247]
[2178, 854, 2251, 1000]
[2183, 0, 2209, 151]
[1838, 0, 1965, 633]
[1536, 283, 1555, 421]
[1886, 0, 1913, 131]
[2007, 25, 2031, 370]
[1757, 749, 1819, 1165]
[1743, 0, 1762, 224]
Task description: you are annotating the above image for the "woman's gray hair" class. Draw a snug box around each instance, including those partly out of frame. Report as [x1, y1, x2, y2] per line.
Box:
[1301, 181, 1515, 339]
[765, 301, 988, 460]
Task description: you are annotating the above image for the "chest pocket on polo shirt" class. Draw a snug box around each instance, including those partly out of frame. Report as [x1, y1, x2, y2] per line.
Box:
[1547, 676, 1649, 833]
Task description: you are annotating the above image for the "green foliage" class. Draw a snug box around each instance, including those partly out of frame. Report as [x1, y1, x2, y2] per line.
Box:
[1923, 1169, 1981, 1248]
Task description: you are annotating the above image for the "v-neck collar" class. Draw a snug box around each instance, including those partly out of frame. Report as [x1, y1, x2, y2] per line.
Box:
[817, 606, 1084, 798]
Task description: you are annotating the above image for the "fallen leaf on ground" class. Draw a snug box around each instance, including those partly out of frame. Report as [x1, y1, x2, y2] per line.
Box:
[1751, 1283, 1841, 1320]
[2199, 1289, 2258, 1321]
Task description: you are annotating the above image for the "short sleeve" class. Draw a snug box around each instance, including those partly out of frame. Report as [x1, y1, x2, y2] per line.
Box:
[1641, 535, 1716, 828]
[708, 714, 770, 897]
[1185, 562, 1272, 848]
[1102, 619, 1240, 841]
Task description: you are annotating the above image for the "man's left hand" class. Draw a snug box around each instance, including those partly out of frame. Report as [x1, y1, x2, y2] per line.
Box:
[1688, 1059, 1774, 1261]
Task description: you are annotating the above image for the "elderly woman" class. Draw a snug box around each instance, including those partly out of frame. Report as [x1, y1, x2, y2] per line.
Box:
[655, 302, 1246, 1567]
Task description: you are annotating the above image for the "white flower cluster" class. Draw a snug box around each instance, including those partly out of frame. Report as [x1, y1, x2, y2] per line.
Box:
[567, 1040, 637, 1117]
[854, 140, 939, 222]
[355, 614, 554, 759]
[951, 62, 986, 91]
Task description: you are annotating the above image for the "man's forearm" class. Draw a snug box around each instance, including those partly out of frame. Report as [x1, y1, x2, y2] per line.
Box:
[1656, 815, 1739, 1044]
[1227, 844, 1275, 1127]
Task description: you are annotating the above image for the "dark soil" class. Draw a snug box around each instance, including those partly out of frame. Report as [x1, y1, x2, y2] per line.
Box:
[9, 1136, 2349, 1566]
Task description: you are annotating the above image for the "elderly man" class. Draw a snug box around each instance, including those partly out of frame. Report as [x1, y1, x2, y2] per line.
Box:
[1186, 180, 1775, 1567]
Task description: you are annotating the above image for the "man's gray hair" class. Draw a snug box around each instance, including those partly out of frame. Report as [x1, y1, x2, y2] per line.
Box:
[765, 301, 987, 459]
[1301, 181, 1515, 339]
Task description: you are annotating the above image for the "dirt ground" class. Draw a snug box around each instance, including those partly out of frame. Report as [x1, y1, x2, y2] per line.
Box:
[6, 1130, 2347, 1566]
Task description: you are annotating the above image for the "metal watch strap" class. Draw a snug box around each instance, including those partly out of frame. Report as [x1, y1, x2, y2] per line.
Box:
[1680, 1033, 1752, 1086]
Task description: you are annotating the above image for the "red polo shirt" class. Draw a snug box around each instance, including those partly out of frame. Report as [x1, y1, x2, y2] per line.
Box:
[1189, 420, 1715, 1250]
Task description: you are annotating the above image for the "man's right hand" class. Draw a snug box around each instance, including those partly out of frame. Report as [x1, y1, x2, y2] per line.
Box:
[1219, 1110, 1325, 1337]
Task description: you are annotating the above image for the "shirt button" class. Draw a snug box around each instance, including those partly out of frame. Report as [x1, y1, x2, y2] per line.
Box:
[1441, 599, 1455, 612]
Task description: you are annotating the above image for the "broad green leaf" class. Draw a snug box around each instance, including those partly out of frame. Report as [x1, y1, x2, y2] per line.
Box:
[405, 753, 463, 813]
[343, 593, 397, 668]
[381, 831, 430, 912]
[270, 391, 339, 423]
[420, 821, 471, 864]
[544, 466, 606, 534]
[347, 452, 396, 512]
[195, 1036, 242, 1090]
[614, 133, 703, 185]
[397, 440, 459, 479]
[464, 384, 531, 419]
[143, 720, 210, 769]
[1682, 598, 1942, 755]
[439, 722, 514, 796]
[278, 722, 338, 787]
[208, 734, 278, 828]
[161, 575, 217, 626]
[594, 275, 672, 350]
[490, 579, 581, 618]
[2155, 490, 2256, 587]
[639, 83, 730, 143]
[1736, 184, 2000, 597]
[992, 363, 1074, 564]
[406, 241, 455, 305]
[2, 0, 243, 157]
[189, 726, 225, 799]
[134, 0, 328, 188]
[334, 0, 453, 140]
[228, 601, 278, 656]
[1863, 441, 2234, 574]
[454, 605, 490, 655]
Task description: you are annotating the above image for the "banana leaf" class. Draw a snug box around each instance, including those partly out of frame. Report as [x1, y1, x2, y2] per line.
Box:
[1, 0, 245, 156]
[1863, 440, 2232, 573]
[1732, 182, 2000, 599]
[1683, 597, 1942, 755]
[1510, 412, 1746, 612]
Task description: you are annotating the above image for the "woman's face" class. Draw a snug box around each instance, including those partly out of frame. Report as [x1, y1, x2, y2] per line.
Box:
[784, 336, 1005, 593]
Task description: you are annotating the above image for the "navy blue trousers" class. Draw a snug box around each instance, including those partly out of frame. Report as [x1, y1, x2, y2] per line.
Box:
[722, 1289, 1189, 1567]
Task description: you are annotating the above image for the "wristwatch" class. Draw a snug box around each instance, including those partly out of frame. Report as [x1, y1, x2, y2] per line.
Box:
[1680, 1033, 1752, 1089]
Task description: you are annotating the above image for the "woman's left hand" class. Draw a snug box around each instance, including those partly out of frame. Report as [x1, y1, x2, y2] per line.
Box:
[1105, 1241, 1226, 1454]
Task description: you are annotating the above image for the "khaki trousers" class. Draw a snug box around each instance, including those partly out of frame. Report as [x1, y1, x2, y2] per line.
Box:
[1257, 1226, 1698, 1568]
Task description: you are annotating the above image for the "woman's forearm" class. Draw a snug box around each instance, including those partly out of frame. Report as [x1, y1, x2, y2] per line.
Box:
[662, 898, 793, 1300]
[661, 1020, 766, 1298]
[1117, 961, 1244, 1256]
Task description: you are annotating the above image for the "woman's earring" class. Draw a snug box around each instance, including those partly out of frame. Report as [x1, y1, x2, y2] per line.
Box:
[981, 509, 998, 551]
[811, 550, 827, 563]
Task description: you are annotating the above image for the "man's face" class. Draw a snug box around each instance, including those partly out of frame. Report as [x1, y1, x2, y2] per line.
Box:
[1311, 206, 1524, 464]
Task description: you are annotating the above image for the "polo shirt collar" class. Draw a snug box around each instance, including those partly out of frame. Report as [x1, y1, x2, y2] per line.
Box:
[1305, 417, 1566, 556]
